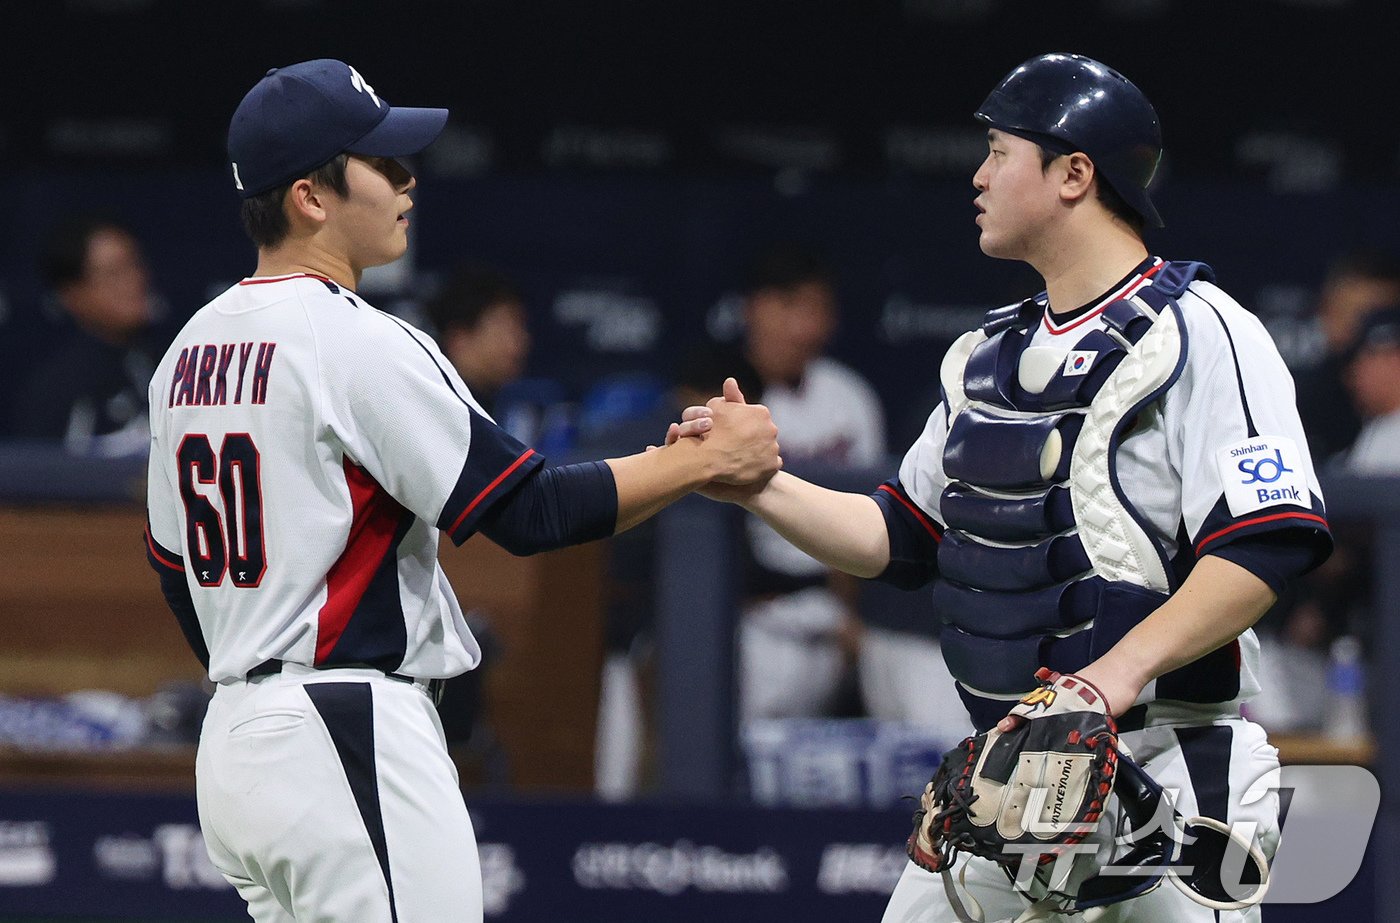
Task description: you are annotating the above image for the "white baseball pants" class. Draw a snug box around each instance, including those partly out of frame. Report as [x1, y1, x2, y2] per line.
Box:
[196, 665, 482, 922]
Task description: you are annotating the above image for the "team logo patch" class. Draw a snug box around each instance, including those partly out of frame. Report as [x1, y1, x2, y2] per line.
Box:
[1019, 686, 1056, 709]
[348, 65, 382, 108]
[1216, 435, 1309, 517]
[1062, 350, 1097, 377]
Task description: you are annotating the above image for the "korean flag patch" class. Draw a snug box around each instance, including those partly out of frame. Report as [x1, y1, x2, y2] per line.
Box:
[1063, 350, 1097, 377]
[1216, 436, 1309, 517]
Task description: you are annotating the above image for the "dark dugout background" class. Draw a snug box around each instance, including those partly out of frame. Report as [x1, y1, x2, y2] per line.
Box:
[0, 2, 1391, 920]
[2, 0, 1397, 447]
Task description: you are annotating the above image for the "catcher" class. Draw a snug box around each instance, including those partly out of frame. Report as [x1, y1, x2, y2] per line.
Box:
[668, 53, 1331, 921]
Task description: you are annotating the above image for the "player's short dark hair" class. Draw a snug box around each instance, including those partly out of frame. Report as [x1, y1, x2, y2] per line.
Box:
[425, 263, 524, 336]
[743, 241, 836, 296]
[239, 154, 351, 250]
[1037, 145, 1145, 235]
[38, 213, 135, 288]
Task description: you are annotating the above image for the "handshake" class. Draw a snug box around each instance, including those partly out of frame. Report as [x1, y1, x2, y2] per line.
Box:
[653, 376, 783, 498]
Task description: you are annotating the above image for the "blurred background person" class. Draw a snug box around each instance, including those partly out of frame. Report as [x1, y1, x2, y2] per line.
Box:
[424, 262, 539, 778]
[1253, 254, 1400, 732]
[9, 214, 166, 455]
[728, 242, 887, 723]
[425, 262, 532, 416]
[1249, 304, 1400, 732]
[1342, 305, 1400, 472]
[592, 242, 894, 797]
[426, 261, 577, 456]
[1291, 249, 1400, 465]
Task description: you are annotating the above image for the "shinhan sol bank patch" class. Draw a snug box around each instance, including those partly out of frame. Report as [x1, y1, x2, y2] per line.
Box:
[1217, 436, 1308, 516]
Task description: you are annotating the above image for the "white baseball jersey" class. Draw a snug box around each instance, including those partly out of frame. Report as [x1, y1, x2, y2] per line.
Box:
[897, 259, 1328, 712]
[145, 272, 541, 683]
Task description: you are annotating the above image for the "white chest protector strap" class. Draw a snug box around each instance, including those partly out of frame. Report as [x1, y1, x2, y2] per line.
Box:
[1066, 294, 1183, 592]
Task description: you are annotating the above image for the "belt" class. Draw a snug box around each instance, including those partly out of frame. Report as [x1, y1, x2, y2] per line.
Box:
[248, 660, 446, 707]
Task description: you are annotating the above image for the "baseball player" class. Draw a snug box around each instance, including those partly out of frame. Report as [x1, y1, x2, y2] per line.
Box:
[142, 60, 778, 922]
[730, 243, 889, 724]
[672, 54, 1332, 921]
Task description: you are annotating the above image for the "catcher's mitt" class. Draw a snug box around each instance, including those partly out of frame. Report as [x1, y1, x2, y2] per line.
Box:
[907, 668, 1271, 920]
[908, 668, 1119, 878]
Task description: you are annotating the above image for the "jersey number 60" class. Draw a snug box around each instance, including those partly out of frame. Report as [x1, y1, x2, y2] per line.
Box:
[176, 433, 267, 588]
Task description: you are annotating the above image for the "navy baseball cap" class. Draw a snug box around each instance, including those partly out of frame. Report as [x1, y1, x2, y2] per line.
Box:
[228, 59, 448, 199]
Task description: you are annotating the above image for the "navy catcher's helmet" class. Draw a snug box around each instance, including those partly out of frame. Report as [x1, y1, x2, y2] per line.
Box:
[976, 53, 1164, 228]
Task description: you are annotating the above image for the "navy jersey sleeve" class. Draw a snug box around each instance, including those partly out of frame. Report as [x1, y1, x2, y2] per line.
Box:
[476, 460, 619, 555]
[870, 478, 943, 589]
[1205, 532, 1318, 597]
[144, 524, 211, 668]
[437, 406, 546, 544]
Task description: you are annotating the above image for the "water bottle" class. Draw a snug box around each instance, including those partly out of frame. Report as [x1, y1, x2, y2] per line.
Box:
[1324, 635, 1369, 742]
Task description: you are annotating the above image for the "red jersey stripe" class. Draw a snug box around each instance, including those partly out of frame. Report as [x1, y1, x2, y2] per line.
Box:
[878, 484, 942, 541]
[145, 527, 185, 572]
[238, 273, 335, 286]
[316, 461, 405, 664]
[1195, 511, 1329, 555]
[449, 449, 538, 535]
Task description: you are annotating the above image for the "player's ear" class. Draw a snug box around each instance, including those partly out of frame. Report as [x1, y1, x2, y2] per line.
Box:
[1059, 152, 1096, 205]
[285, 178, 329, 228]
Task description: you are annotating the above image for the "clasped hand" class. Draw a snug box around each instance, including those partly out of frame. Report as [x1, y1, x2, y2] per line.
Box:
[660, 377, 782, 491]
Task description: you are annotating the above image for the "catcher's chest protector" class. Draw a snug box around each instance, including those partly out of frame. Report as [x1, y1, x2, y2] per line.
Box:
[935, 262, 1214, 717]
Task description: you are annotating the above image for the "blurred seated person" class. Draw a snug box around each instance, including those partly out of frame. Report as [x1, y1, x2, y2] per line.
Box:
[1332, 304, 1400, 658]
[10, 214, 164, 454]
[423, 264, 538, 755]
[1247, 257, 1400, 721]
[590, 237, 891, 787]
[1293, 249, 1400, 464]
[425, 262, 573, 453]
[1342, 305, 1400, 472]
[425, 262, 532, 416]
[722, 246, 964, 736]
[727, 242, 888, 722]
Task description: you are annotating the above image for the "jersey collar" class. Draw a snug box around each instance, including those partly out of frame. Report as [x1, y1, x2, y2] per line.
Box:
[238, 272, 336, 286]
[1041, 257, 1163, 335]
